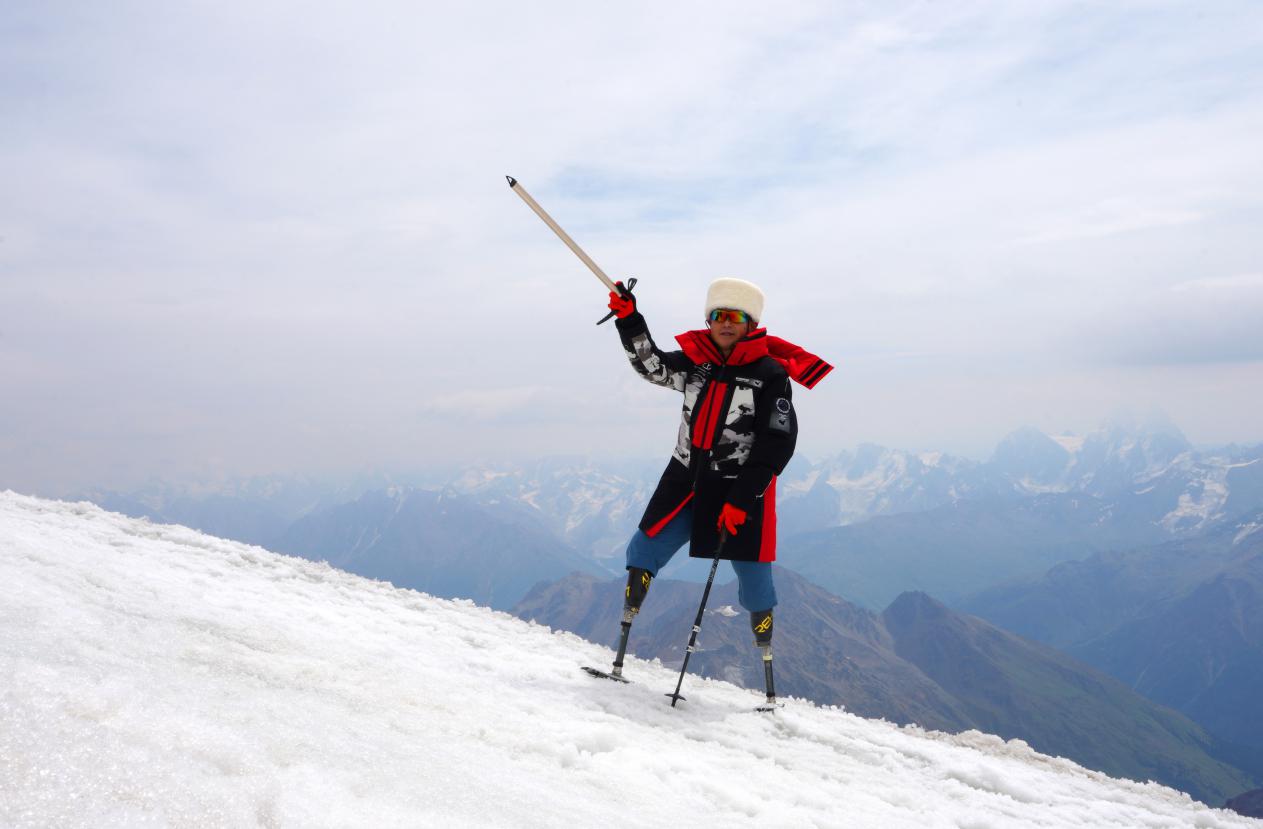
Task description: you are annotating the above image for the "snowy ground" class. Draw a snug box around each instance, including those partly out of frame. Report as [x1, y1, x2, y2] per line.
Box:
[1, 491, 1257, 828]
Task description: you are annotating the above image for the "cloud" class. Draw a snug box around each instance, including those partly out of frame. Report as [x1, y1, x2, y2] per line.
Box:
[1170, 273, 1263, 293]
[3, 0, 1263, 491]
[1013, 200, 1202, 246]
[416, 387, 553, 423]
[1077, 272, 1263, 366]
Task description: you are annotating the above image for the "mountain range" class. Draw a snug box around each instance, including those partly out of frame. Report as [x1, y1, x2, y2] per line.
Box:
[782, 415, 1262, 536]
[54, 416, 1263, 791]
[69, 418, 1263, 577]
[269, 487, 607, 610]
[438, 418, 1263, 551]
[513, 566, 1258, 805]
[439, 456, 660, 565]
[964, 508, 1263, 754]
[778, 491, 1172, 610]
[72, 473, 390, 550]
[75, 428, 1263, 616]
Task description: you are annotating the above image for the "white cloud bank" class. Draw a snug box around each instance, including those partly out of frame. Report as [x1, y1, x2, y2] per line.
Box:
[2, 1, 1262, 491]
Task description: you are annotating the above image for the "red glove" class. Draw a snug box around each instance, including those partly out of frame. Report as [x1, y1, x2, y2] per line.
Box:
[718, 503, 747, 536]
[607, 281, 636, 319]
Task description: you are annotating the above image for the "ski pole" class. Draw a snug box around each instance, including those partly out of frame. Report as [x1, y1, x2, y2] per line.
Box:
[505, 176, 618, 292]
[506, 176, 633, 324]
[666, 531, 727, 708]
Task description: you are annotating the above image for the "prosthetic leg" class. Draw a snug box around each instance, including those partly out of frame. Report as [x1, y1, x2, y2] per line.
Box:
[614, 567, 653, 677]
[751, 609, 777, 710]
[584, 567, 653, 683]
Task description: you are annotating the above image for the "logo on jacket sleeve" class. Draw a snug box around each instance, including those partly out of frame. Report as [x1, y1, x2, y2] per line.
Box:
[770, 397, 793, 433]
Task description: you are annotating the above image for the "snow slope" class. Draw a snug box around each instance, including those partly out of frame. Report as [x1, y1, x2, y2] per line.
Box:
[1, 491, 1256, 828]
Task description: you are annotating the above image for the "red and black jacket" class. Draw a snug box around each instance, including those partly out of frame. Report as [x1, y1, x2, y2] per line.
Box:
[616, 310, 798, 562]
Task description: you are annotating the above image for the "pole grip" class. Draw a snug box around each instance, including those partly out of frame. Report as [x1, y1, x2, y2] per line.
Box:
[595, 276, 637, 325]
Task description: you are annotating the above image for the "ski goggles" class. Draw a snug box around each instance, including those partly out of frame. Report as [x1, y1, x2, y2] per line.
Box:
[708, 308, 751, 325]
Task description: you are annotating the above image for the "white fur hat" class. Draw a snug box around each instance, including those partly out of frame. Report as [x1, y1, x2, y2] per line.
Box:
[705, 278, 764, 323]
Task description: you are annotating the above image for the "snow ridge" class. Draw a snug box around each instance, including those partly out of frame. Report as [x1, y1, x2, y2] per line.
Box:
[0, 492, 1254, 828]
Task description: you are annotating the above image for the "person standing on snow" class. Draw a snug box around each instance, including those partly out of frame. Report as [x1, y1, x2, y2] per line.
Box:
[604, 277, 832, 677]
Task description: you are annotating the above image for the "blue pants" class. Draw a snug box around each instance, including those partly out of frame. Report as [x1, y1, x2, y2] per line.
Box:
[625, 504, 776, 613]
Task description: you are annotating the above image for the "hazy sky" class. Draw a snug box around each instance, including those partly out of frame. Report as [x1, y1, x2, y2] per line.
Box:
[3, 1, 1262, 494]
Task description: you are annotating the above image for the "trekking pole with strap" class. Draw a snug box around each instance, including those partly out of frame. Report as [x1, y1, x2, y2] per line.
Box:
[666, 531, 727, 708]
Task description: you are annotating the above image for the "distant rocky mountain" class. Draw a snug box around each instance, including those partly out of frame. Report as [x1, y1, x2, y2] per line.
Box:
[1227, 788, 1263, 819]
[963, 510, 1263, 752]
[989, 412, 1190, 496]
[68, 419, 1263, 634]
[878, 591, 1258, 803]
[776, 444, 1005, 531]
[789, 416, 1262, 537]
[989, 417, 1263, 535]
[963, 510, 1263, 646]
[434, 447, 999, 552]
[439, 456, 661, 565]
[514, 567, 1257, 805]
[778, 491, 1171, 610]
[1075, 552, 1263, 750]
[70, 474, 389, 550]
[516, 567, 976, 732]
[71, 418, 1263, 575]
[271, 488, 608, 610]
[443, 420, 1263, 559]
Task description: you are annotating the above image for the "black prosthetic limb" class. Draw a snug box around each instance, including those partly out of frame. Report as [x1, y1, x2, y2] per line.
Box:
[751, 609, 777, 709]
[609, 567, 653, 678]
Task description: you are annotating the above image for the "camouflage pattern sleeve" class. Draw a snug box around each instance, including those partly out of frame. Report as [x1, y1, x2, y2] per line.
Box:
[613, 311, 693, 392]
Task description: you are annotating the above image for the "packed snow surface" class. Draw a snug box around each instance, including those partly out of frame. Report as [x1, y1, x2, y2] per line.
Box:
[1, 492, 1256, 829]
